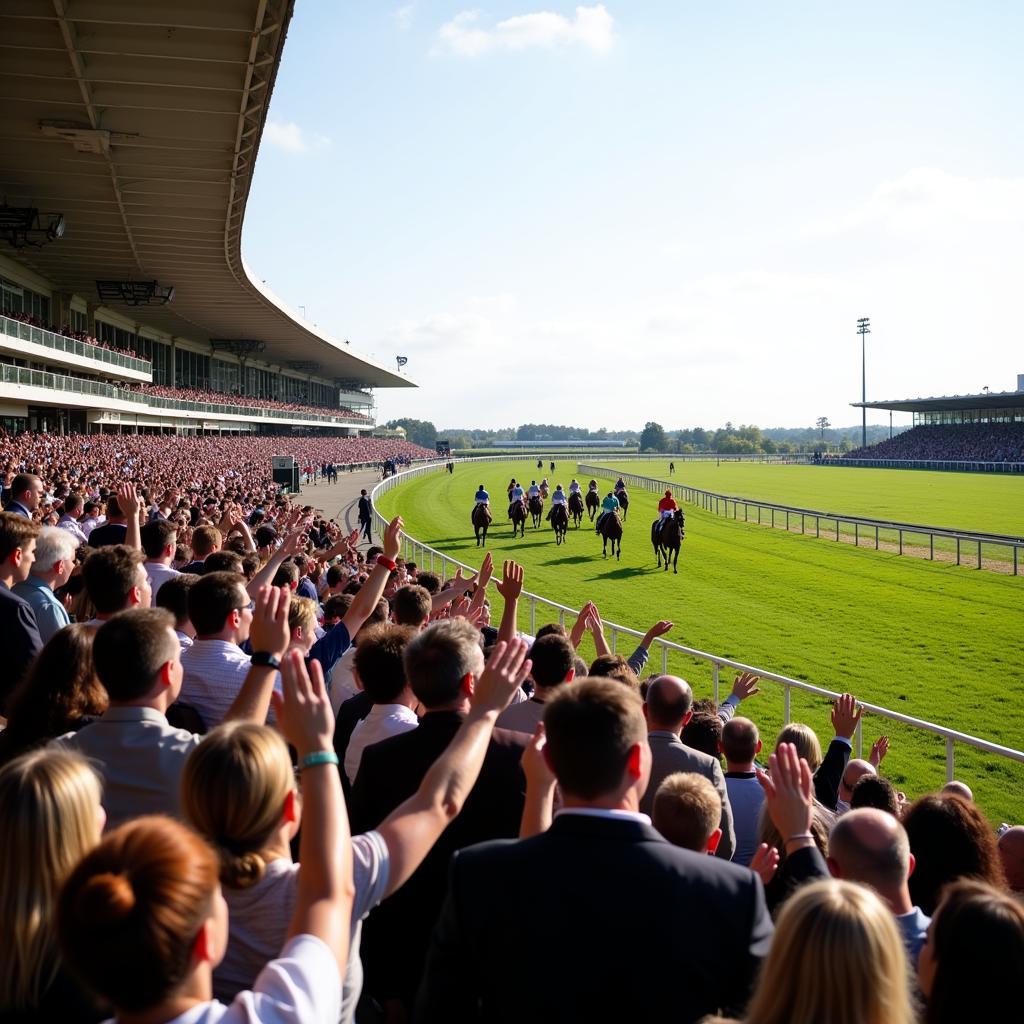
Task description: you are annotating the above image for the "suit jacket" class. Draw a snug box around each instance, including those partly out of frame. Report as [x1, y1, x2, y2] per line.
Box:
[352, 710, 529, 1008]
[416, 813, 773, 1023]
[0, 582, 43, 715]
[642, 730, 737, 861]
[813, 737, 852, 811]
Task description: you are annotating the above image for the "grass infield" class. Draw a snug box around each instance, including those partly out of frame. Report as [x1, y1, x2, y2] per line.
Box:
[376, 459, 1024, 824]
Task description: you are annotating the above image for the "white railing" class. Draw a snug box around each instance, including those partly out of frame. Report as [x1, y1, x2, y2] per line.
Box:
[371, 458, 1024, 783]
[577, 463, 1024, 575]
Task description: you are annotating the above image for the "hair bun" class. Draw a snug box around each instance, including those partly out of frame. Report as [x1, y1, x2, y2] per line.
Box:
[76, 870, 136, 923]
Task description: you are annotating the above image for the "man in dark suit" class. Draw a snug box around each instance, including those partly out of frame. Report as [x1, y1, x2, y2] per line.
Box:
[641, 674, 737, 860]
[0, 513, 43, 714]
[357, 488, 372, 541]
[417, 678, 774, 1023]
[352, 618, 529, 1015]
[3, 472, 43, 518]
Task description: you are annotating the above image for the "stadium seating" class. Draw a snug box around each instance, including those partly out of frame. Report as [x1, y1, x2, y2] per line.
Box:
[846, 423, 1024, 463]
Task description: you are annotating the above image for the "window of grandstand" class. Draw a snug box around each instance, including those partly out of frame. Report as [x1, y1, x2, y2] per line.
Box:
[0, 277, 49, 322]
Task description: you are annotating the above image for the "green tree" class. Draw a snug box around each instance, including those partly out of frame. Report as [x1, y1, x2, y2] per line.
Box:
[385, 418, 437, 448]
[639, 421, 668, 452]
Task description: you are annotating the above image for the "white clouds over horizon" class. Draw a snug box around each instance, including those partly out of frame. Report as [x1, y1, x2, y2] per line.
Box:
[263, 119, 331, 154]
[433, 4, 615, 57]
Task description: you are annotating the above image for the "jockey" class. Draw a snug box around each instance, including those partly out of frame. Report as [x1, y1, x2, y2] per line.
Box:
[511, 481, 525, 502]
[614, 476, 626, 494]
[551, 485, 567, 506]
[568, 479, 581, 495]
[656, 489, 677, 538]
[588, 479, 599, 492]
[595, 491, 620, 532]
[475, 484, 490, 507]
[527, 480, 541, 498]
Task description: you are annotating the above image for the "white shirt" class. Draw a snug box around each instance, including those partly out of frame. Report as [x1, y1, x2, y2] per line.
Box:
[345, 703, 419, 782]
[327, 645, 359, 715]
[80, 514, 104, 538]
[145, 561, 180, 602]
[57, 514, 88, 543]
[554, 807, 651, 825]
[496, 698, 546, 734]
[215, 833, 389, 1024]
[176, 629, 194, 650]
[120, 933, 341, 1024]
[551, 490, 567, 504]
[180, 639, 253, 729]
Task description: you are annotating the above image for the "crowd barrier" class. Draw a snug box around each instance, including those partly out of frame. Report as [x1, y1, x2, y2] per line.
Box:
[370, 458, 1024, 783]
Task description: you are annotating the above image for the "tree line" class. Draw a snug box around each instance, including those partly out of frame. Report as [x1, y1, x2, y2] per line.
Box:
[384, 418, 900, 454]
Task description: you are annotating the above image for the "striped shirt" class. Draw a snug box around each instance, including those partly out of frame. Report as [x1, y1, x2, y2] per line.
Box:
[180, 638, 254, 729]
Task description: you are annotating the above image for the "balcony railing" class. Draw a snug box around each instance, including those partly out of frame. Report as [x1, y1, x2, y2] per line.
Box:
[0, 364, 369, 425]
[2, 316, 153, 375]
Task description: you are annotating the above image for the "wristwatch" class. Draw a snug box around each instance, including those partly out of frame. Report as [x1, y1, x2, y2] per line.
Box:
[250, 651, 282, 668]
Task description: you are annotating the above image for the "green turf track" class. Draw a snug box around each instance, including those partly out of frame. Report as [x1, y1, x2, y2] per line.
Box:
[604, 460, 1024, 536]
[377, 460, 1024, 824]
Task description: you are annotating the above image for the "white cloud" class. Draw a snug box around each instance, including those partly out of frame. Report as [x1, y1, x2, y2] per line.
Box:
[434, 4, 615, 57]
[803, 167, 1024, 239]
[394, 4, 416, 31]
[263, 120, 331, 155]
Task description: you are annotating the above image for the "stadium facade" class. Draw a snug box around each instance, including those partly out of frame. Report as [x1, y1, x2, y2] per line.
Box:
[0, 0, 412, 436]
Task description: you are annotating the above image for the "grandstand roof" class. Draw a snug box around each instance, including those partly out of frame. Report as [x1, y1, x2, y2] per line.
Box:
[0, 0, 412, 389]
[853, 388, 1024, 413]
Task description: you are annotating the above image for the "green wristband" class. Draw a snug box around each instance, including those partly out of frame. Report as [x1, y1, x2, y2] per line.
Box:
[299, 750, 339, 771]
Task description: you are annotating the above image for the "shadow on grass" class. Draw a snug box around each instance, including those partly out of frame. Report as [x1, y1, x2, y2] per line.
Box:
[542, 554, 592, 566]
[584, 565, 656, 581]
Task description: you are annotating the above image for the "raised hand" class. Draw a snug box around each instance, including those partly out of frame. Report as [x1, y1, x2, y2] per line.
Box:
[831, 692, 863, 740]
[521, 722, 556, 791]
[757, 742, 814, 842]
[476, 551, 494, 592]
[271, 650, 335, 758]
[748, 843, 780, 885]
[116, 481, 141, 519]
[730, 672, 761, 702]
[248, 584, 291, 658]
[471, 638, 532, 716]
[495, 560, 524, 602]
[382, 515, 403, 561]
[642, 620, 674, 648]
[869, 735, 890, 767]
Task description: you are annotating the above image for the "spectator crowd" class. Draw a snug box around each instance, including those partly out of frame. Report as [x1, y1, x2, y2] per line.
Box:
[845, 422, 1024, 463]
[0, 433, 1021, 1024]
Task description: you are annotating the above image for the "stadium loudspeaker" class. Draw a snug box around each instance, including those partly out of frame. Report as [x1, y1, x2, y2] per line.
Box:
[271, 455, 300, 493]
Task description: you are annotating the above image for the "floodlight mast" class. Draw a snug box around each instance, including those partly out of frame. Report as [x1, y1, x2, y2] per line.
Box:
[857, 317, 871, 449]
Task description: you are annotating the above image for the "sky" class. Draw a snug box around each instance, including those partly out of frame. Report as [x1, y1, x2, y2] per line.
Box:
[242, 2, 1024, 432]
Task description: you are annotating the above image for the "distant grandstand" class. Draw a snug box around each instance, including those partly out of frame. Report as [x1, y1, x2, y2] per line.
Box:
[848, 375, 1024, 465]
[0, 1, 411, 437]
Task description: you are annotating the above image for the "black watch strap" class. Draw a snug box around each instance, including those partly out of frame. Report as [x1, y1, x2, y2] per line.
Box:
[251, 651, 282, 668]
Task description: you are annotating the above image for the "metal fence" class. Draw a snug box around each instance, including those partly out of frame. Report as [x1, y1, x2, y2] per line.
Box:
[2, 315, 152, 374]
[578, 464, 1024, 575]
[371, 459, 1024, 782]
[0, 362, 369, 426]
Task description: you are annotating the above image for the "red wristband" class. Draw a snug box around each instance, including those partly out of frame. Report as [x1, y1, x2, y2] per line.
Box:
[376, 555, 397, 572]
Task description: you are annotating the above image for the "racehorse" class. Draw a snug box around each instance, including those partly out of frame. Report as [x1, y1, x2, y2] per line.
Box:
[616, 488, 629, 521]
[550, 502, 569, 544]
[509, 498, 527, 537]
[529, 493, 545, 529]
[539, 480, 549, 500]
[472, 503, 492, 547]
[585, 489, 600, 521]
[652, 508, 684, 573]
[598, 510, 622, 560]
[568, 490, 584, 527]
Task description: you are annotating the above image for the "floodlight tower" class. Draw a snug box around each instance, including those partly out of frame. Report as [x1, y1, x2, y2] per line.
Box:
[857, 317, 871, 449]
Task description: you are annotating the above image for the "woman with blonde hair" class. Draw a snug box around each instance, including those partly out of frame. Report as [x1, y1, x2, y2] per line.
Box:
[57, 651, 353, 1024]
[739, 879, 915, 1024]
[0, 748, 105, 1021]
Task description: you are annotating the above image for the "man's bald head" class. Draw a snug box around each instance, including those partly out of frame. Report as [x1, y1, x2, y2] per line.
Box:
[644, 675, 693, 730]
[828, 808, 912, 895]
[998, 825, 1024, 893]
[839, 758, 877, 802]
[942, 780, 973, 802]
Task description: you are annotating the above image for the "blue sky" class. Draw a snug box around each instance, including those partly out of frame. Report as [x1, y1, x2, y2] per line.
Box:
[243, 2, 1024, 431]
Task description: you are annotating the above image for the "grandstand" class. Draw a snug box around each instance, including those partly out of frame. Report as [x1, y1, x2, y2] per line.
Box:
[849, 375, 1024, 463]
[0, 0, 411, 436]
